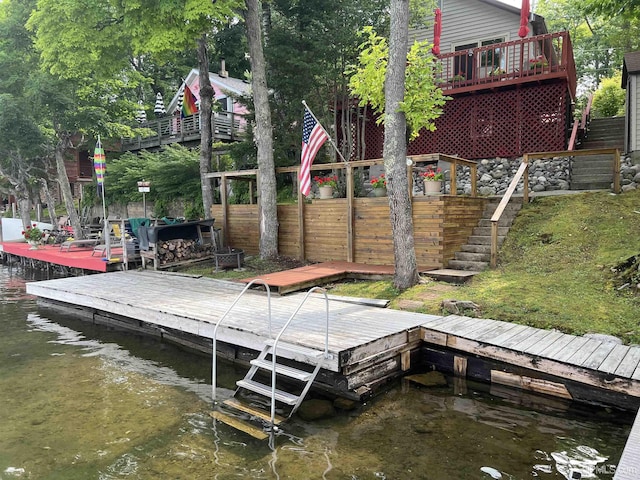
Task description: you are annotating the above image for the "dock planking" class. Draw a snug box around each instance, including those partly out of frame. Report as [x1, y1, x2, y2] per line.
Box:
[25, 270, 640, 407]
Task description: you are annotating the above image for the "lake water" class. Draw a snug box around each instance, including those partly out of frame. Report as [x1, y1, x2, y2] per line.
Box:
[0, 265, 633, 479]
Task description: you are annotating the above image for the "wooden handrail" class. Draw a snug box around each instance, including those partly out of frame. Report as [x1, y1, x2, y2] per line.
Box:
[205, 153, 479, 197]
[568, 119, 580, 151]
[490, 158, 529, 268]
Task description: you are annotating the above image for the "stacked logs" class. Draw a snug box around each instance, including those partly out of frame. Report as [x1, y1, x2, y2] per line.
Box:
[156, 239, 215, 266]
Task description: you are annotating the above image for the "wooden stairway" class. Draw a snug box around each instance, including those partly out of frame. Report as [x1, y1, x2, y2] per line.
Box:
[572, 117, 624, 190]
[446, 198, 522, 272]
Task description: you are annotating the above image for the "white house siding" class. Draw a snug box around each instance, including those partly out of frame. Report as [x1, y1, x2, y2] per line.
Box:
[410, 0, 525, 51]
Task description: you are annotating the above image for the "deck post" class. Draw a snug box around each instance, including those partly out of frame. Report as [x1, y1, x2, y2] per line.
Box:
[523, 154, 529, 204]
[220, 175, 229, 247]
[470, 164, 477, 196]
[614, 148, 621, 194]
[346, 164, 354, 262]
[450, 162, 457, 195]
[297, 167, 306, 260]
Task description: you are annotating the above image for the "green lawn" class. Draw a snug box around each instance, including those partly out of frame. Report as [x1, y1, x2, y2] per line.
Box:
[188, 189, 640, 343]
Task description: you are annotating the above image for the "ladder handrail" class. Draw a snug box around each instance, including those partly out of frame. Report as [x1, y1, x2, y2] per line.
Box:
[269, 286, 330, 425]
[212, 279, 272, 404]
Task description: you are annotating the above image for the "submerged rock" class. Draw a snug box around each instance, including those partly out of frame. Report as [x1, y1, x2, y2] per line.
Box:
[296, 399, 336, 421]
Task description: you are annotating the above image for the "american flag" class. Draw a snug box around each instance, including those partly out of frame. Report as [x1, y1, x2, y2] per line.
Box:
[299, 107, 329, 196]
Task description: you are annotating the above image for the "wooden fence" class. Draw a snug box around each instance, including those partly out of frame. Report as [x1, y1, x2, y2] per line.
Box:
[209, 155, 488, 268]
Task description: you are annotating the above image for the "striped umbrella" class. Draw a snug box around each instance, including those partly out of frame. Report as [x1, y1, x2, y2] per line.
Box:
[136, 101, 147, 123]
[154, 92, 166, 116]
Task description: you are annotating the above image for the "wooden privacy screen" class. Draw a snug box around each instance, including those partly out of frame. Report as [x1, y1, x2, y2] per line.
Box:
[211, 195, 487, 269]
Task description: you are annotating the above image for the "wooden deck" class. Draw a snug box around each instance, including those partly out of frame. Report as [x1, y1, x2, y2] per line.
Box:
[242, 261, 396, 294]
[0, 242, 131, 273]
[25, 270, 640, 410]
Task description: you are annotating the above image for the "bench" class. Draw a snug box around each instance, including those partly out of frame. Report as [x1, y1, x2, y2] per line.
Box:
[59, 239, 101, 252]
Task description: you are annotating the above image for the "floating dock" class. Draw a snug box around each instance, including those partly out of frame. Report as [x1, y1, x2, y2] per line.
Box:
[25, 270, 640, 410]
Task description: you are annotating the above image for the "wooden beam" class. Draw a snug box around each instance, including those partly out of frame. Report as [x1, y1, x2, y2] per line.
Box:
[450, 163, 457, 195]
[614, 148, 621, 194]
[298, 167, 305, 260]
[220, 175, 228, 247]
[346, 164, 354, 262]
[454, 356, 467, 378]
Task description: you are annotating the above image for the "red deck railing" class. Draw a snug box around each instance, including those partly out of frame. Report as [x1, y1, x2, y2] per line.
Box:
[437, 32, 576, 100]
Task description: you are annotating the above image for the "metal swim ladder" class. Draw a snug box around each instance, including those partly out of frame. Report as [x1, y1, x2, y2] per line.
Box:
[211, 283, 331, 434]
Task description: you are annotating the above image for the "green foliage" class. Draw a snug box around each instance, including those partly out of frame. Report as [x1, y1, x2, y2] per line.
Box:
[103, 145, 202, 211]
[347, 27, 449, 140]
[592, 72, 625, 117]
[332, 190, 640, 344]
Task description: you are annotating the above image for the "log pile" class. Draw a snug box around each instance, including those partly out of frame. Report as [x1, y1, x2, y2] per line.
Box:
[155, 239, 215, 266]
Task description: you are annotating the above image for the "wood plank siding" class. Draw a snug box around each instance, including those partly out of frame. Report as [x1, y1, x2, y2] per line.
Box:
[212, 195, 489, 267]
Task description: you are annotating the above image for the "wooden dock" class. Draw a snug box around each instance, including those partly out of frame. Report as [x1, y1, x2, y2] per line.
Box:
[24, 270, 640, 411]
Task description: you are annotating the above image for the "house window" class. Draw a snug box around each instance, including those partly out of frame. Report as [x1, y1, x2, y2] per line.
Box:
[217, 97, 234, 113]
[480, 38, 505, 71]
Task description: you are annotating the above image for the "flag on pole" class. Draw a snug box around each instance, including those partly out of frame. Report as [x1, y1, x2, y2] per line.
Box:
[94, 136, 106, 188]
[181, 84, 198, 118]
[299, 106, 329, 196]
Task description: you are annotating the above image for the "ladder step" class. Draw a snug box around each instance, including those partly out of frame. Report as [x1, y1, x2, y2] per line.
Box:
[222, 398, 285, 425]
[209, 411, 269, 440]
[264, 339, 325, 359]
[236, 379, 300, 406]
[250, 359, 314, 382]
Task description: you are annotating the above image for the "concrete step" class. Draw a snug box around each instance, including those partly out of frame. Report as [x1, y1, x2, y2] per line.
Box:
[472, 226, 510, 236]
[478, 218, 516, 228]
[454, 251, 491, 262]
[447, 259, 489, 271]
[460, 244, 492, 254]
[467, 235, 505, 246]
[571, 181, 611, 190]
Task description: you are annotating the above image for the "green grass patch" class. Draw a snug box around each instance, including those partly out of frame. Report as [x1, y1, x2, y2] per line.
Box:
[186, 190, 640, 343]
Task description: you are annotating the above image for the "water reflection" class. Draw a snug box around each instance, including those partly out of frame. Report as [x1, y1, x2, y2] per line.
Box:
[0, 265, 633, 479]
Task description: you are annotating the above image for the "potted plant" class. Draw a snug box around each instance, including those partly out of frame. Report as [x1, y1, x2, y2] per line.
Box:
[529, 55, 548, 70]
[314, 175, 338, 199]
[370, 174, 387, 196]
[421, 167, 444, 195]
[449, 74, 466, 83]
[22, 224, 44, 249]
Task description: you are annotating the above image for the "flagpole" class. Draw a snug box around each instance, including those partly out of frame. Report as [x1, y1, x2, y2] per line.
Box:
[97, 135, 109, 259]
[302, 100, 349, 164]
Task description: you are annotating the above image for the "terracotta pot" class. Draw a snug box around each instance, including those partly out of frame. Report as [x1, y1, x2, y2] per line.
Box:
[424, 180, 442, 195]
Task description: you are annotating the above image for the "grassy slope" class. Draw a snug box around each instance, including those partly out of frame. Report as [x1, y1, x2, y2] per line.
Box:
[331, 190, 640, 343]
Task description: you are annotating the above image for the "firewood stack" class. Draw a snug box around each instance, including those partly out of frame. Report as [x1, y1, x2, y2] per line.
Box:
[155, 239, 215, 266]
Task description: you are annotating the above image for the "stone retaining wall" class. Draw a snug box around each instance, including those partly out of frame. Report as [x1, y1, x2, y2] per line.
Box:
[450, 156, 640, 195]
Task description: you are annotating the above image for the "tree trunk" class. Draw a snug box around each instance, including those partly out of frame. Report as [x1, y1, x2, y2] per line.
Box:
[245, 0, 278, 258]
[40, 179, 57, 225]
[55, 137, 83, 239]
[384, 0, 419, 290]
[197, 35, 215, 219]
[16, 185, 31, 231]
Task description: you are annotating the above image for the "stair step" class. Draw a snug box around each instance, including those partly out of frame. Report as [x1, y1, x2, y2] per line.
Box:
[265, 339, 325, 360]
[447, 260, 489, 271]
[478, 218, 515, 228]
[455, 251, 491, 262]
[571, 182, 611, 190]
[460, 244, 492, 254]
[236, 379, 299, 405]
[472, 226, 510, 236]
[250, 359, 313, 382]
[222, 398, 285, 425]
[210, 410, 269, 440]
[467, 235, 505, 245]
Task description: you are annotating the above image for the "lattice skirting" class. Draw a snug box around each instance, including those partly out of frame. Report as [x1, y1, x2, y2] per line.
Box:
[353, 82, 569, 160]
